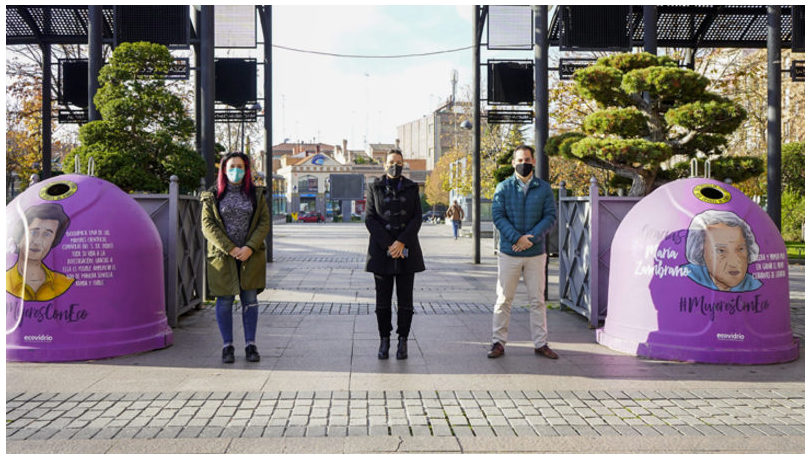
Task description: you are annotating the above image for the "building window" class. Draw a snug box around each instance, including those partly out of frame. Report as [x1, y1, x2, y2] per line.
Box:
[298, 175, 318, 193]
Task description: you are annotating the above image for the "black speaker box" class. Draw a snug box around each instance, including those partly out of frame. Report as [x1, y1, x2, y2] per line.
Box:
[560, 6, 631, 51]
[115, 6, 190, 48]
[215, 58, 257, 108]
[61, 60, 88, 109]
[488, 62, 534, 105]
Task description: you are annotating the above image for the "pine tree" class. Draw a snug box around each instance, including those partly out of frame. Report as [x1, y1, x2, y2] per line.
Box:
[545, 52, 761, 196]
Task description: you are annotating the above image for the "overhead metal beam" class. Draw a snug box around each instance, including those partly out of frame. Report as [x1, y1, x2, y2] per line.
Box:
[739, 15, 760, 42]
[73, 8, 88, 36]
[692, 6, 721, 48]
[17, 7, 42, 44]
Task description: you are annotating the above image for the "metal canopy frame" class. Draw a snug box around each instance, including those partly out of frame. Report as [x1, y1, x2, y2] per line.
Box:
[549, 5, 797, 49]
[6, 5, 201, 46]
[7, 6, 115, 45]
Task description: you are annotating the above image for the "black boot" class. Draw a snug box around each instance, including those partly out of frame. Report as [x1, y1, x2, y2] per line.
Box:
[378, 337, 390, 359]
[396, 336, 408, 360]
[245, 344, 261, 362]
[222, 345, 235, 364]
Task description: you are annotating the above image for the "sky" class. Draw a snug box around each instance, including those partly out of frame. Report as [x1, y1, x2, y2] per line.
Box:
[268, 5, 475, 150]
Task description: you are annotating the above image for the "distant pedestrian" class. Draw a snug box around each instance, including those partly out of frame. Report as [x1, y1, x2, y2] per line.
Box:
[487, 145, 558, 360]
[446, 200, 465, 239]
[201, 152, 270, 364]
[365, 149, 425, 360]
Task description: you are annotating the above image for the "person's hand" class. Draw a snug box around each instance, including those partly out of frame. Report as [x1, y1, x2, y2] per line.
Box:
[388, 240, 405, 258]
[232, 247, 253, 261]
[229, 247, 241, 258]
[514, 235, 534, 252]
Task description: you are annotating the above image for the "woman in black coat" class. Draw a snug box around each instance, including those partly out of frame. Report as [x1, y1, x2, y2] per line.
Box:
[365, 149, 425, 360]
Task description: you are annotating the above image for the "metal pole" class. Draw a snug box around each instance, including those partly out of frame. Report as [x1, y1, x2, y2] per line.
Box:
[193, 6, 201, 154]
[41, 42, 52, 179]
[643, 6, 658, 54]
[472, 6, 482, 265]
[766, 5, 782, 230]
[534, 5, 550, 300]
[88, 6, 102, 121]
[260, 6, 274, 262]
[200, 6, 216, 187]
[534, 6, 549, 182]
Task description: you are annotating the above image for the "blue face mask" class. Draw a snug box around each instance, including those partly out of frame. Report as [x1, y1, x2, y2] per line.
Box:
[226, 168, 245, 183]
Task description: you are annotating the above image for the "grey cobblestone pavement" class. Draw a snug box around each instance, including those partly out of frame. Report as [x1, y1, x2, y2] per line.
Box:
[6, 224, 804, 453]
[6, 388, 804, 441]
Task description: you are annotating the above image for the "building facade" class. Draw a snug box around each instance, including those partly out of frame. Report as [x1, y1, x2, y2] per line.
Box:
[273, 146, 426, 218]
[397, 105, 470, 171]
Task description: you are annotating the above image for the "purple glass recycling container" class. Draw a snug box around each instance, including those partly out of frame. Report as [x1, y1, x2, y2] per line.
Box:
[6, 174, 173, 361]
[596, 178, 798, 364]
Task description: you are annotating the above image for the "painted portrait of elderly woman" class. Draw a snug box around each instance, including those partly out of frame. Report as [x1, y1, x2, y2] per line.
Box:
[6, 203, 75, 301]
[682, 210, 763, 292]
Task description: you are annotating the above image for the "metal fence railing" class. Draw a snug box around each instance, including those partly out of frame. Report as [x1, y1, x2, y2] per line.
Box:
[558, 178, 640, 328]
[133, 177, 205, 327]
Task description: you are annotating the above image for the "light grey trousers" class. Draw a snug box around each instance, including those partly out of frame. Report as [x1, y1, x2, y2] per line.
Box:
[492, 252, 548, 348]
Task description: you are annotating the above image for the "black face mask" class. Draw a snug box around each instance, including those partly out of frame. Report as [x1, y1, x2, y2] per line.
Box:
[515, 163, 534, 177]
[387, 164, 403, 178]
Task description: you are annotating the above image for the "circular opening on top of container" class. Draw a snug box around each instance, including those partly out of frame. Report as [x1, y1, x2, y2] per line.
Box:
[692, 184, 731, 204]
[46, 183, 70, 196]
[39, 180, 78, 201]
[700, 187, 724, 200]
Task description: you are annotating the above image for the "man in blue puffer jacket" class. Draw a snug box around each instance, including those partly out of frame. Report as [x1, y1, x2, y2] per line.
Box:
[487, 145, 559, 360]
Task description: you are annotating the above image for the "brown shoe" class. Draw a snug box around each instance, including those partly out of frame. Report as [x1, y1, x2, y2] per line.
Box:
[487, 342, 505, 359]
[535, 344, 559, 359]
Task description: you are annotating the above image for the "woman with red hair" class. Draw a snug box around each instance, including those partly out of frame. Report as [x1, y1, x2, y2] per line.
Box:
[201, 152, 270, 364]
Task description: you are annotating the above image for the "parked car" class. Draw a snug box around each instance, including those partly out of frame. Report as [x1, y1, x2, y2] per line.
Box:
[422, 211, 445, 223]
[298, 211, 325, 223]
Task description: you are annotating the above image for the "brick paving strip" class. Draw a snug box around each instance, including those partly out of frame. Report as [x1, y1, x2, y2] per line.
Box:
[6, 389, 803, 441]
[255, 302, 499, 315]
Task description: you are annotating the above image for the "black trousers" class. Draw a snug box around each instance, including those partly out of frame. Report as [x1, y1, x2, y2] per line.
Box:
[374, 272, 415, 338]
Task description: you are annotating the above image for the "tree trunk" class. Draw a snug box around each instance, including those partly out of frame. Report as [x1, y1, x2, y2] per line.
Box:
[629, 170, 656, 197]
[629, 174, 647, 196]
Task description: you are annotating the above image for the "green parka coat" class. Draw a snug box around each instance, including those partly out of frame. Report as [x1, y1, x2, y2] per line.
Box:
[201, 186, 270, 297]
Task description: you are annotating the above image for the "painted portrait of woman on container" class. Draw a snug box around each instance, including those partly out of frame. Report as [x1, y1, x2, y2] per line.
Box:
[681, 210, 763, 293]
[6, 203, 75, 301]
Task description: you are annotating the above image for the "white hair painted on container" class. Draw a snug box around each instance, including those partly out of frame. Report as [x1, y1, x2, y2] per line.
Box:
[685, 210, 759, 266]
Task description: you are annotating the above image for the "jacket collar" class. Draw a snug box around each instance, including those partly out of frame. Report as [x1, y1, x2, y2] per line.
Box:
[510, 174, 540, 189]
[373, 175, 415, 190]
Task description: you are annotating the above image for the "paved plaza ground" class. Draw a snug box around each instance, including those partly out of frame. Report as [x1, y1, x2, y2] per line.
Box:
[6, 222, 805, 453]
